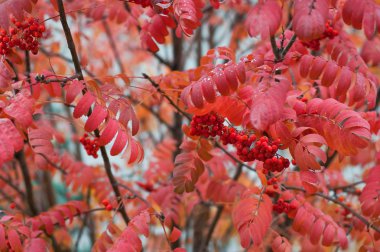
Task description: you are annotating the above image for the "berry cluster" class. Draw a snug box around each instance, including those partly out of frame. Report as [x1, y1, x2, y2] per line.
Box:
[189, 112, 290, 173]
[0, 16, 45, 55]
[101, 199, 113, 211]
[268, 177, 279, 189]
[273, 198, 296, 214]
[189, 112, 225, 137]
[79, 134, 100, 158]
[302, 21, 339, 51]
[323, 21, 339, 39]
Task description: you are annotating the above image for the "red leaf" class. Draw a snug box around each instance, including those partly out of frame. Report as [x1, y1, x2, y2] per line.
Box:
[342, 0, 380, 39]
[0, 225, 6, 251]
[98, 119, 119, 146]
[0, 60, 12, 89]
[293, 0, 329, 41]
[173, 0, 203, 36]
[64, 80, 85, 104]
[297, 98, 370, 155]
[84, 104, 108, 132]
[110, 129, 129, 156]
[73, 92, 96, 118]
[232, 192, 272, 248]
[182, 61, 246, 108]
[173, 151, 205, 194]
[28, 125, 59, 169]
[0, 118, 24, 166]
[109, 227, 142, 252]
[360, 166, 380, 217]
[0, 0, 37, 28]
[245, 0, 282, 39]
[272, 234, 292, 252]
[24, 238, 48, 252]
[4, 89, 34, 128]
[130, 211, 150, 237]
[7, 229, 22, 252]
[250, 78, 290, 131]
[169, 227, 181, 242]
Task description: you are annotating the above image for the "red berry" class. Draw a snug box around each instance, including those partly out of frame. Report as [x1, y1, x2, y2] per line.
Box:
[9, 202, 16, 209]
[106, 204, 113, 211]
[101, 199, 109, 206]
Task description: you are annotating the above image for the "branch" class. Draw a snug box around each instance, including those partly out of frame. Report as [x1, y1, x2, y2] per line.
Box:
[324, 150, 337, 169]
[270, 36, 281, 62]
[15, 150, 38, 216]
[142, 73, 191, 120]
[284, 185, 380, 234]
[56, 0, 130, 226]
[280, 34, 297, 59]
[329, 181, 364, 191]
[24, 51, 31, 83]
[56, 0, 84, 81]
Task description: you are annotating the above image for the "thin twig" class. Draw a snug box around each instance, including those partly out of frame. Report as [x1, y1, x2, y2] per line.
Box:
[329, 181, 364, 191]
[142, 73, 191, 120]
[0, 173, 25, 197]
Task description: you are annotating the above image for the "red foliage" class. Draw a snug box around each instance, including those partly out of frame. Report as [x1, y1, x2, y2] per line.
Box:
[0, 0, 380, 251]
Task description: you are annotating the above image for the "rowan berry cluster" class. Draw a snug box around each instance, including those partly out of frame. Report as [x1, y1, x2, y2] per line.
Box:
[189, 112, 290, 173]
[268, 177, 279, 189]
[79, 134, 100, 158]
[0, 16, 45, 56]
[302, 21, 339, 51]
[189, 112, 225, 137]
[101, 199, 113, 211]
[273, 198, 296, 214]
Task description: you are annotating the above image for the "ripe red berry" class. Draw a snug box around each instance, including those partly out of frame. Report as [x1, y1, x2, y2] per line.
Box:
[106, 204, 113, 211]
[102, 199, 109, 206]
[9, 202, 16, 209]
